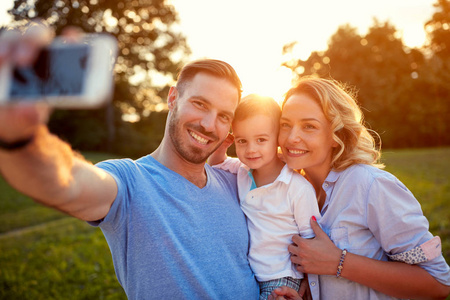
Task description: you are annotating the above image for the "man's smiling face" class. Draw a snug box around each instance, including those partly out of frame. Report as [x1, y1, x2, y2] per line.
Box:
[168, 72, 239, 164]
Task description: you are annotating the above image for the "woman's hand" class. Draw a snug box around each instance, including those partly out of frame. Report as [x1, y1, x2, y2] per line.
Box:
[289, 217, 341, 276]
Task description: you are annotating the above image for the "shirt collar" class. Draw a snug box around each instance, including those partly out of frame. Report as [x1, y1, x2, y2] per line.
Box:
[275, 164, 294, 185]
[245, 164, 293, 186]
[324, 169, 341, 184]
[321, 169, 342, 214]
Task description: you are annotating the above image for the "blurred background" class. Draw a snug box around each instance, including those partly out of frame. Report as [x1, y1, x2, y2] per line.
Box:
[0, 0, 449, 299]
[1, 0, 448, 157]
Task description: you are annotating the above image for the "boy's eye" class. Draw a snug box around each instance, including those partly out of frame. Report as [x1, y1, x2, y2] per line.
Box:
[257, 138, 267, 143]
[236, 139, 246, 144]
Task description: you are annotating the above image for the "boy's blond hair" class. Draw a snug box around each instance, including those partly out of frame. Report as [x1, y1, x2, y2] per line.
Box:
[232, 94, 281, 130]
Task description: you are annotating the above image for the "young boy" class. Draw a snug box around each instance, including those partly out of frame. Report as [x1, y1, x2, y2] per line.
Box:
[209, 94, 320, 299]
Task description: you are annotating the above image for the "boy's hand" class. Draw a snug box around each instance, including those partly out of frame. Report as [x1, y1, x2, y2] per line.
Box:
[221, 132, 234, 149]
[208, 132, 234, 165]
[298, 277, 312, 300]
[268, 286, 303, 300]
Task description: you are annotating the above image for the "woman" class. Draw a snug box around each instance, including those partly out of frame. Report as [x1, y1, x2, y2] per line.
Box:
[271, 77, 450, 299]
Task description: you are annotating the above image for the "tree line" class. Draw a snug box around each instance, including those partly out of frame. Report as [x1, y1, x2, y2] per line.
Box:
[282, 0, 450, 149]
[2, 0, 450, 157]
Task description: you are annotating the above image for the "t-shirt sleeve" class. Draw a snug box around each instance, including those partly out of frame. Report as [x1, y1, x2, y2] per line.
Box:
[366, 175, 450, 285]
[87, 159, 134, 232]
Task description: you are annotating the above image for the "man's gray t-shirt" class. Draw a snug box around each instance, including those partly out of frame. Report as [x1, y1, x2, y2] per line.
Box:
[92, 155, 259, 299]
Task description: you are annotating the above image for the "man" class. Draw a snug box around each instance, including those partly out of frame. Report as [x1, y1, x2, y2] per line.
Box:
[0, 29, 259, 298]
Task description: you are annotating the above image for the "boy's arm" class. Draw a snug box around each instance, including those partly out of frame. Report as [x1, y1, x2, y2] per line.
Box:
[208, 132, 234, 165]
[292, 182, 321, 238]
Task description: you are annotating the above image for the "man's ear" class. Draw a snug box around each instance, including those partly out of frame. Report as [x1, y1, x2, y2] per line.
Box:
[167, 86, 178, 110]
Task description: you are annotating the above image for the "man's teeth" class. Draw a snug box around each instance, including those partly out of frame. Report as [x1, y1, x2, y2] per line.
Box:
[190, 131, 208, 145]
[289, 149, 307, 154]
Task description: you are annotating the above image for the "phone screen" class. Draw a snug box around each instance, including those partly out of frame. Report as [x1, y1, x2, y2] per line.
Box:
[9, 45, 90, 99]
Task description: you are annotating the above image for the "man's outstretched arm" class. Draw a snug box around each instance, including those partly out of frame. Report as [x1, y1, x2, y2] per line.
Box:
[0, 105, 117, 221]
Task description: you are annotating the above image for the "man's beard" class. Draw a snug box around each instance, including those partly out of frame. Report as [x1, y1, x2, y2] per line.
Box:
[168, 106, 222, 164]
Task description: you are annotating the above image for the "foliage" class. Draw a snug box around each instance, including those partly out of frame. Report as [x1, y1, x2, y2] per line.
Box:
[282, 14, 450, 149]
[7, 0, 190, 156]
[425, 0, 450, 59]
[8, 0, 190, 112]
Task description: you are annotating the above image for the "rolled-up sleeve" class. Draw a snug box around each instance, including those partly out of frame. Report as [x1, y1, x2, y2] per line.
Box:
[366, 175, 450, 285]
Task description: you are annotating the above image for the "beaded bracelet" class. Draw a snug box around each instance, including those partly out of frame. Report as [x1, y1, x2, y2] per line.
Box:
[336, 249, 347, 278]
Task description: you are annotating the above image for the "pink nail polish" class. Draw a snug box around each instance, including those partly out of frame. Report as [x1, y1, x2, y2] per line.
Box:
[312, 216, 317, 222]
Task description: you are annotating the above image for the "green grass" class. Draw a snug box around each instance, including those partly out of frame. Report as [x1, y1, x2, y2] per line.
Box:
[0, 148, 449, 299]
[0, 219, 125, 299]
[0, 152, 125, 299]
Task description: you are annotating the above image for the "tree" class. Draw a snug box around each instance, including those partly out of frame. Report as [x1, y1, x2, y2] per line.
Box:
[423, 0, 450, 146]
[9, 0, 190, 115]
[284, 20, 447, 147]
[8, 0, 191, 154]
[425, 0, 450, 59]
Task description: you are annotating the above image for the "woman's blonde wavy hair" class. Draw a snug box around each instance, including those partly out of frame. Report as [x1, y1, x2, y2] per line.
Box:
[282, 77, 384, 171]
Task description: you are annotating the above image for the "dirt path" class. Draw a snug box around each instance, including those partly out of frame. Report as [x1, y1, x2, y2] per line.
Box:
[0, 217, 74, 239]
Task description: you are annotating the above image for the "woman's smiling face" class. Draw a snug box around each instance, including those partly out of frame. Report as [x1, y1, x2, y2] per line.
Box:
[278, 92, 337, 175]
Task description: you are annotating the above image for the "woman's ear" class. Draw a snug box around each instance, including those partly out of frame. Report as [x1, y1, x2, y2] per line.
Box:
[167, 86, 178, 110]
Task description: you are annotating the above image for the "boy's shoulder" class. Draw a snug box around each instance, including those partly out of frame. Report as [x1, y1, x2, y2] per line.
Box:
[278, 165, 312, 189]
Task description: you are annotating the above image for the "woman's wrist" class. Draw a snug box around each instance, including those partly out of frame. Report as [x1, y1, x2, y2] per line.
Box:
[336, 249, 348, 278]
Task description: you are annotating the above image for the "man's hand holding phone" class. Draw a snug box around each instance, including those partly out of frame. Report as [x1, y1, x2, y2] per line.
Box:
[0, 21, 117, 108]
[0, 22, 54, 149]
[0, 21, 117, 150]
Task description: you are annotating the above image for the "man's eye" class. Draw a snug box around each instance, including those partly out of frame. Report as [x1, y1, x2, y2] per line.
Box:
[220, 114, 230, 122]
[193, 101, 205, 108]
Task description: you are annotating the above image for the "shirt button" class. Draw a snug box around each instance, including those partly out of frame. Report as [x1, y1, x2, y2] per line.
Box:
[324, 183, 329, 188]
[310, 281, 316, 287]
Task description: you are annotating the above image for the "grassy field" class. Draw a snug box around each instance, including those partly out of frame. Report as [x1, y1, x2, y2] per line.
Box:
[0, 148, 449, 299]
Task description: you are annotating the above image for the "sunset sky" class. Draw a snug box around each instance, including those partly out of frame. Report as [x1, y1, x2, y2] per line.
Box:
[0, 0, 438, 100]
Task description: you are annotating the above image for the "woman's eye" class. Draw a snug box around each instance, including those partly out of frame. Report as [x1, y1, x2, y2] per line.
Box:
[280, 123, 291, 128]
[304, 124, 316, 129]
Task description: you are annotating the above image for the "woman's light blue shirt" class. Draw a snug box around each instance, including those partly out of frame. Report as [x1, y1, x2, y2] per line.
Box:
[308, 164, 450, 300]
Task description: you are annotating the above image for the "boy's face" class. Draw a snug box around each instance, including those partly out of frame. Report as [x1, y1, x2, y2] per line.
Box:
[233, 114, 279, 170]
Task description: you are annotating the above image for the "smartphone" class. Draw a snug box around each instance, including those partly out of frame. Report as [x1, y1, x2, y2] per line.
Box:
[0, 33, 117, 108]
